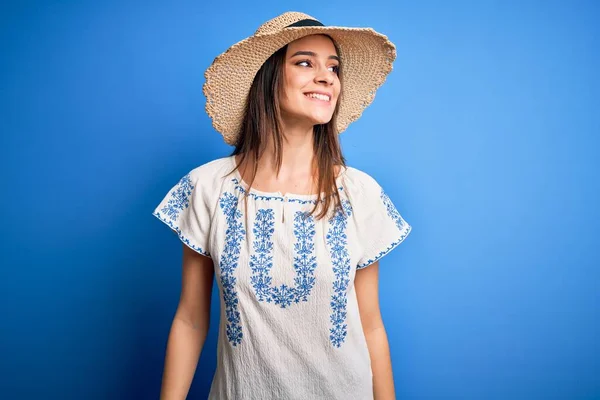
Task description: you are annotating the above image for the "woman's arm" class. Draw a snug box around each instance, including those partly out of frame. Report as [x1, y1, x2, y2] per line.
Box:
[355, 261, 396, 400]
[160, 243, 215, 400]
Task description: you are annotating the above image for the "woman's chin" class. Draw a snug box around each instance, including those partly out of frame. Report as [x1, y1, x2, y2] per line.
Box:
[308, 115, 334, 126]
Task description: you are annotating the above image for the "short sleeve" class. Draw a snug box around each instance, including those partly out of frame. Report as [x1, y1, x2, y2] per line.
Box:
[152, 171, 212, 258]
[354, 177, 412, 269]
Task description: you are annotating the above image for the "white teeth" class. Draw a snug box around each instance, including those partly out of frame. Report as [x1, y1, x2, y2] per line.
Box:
[305, 93, 330, 101]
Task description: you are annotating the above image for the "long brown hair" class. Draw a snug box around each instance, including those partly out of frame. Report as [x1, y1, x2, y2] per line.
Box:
[228, 35, 347, 221]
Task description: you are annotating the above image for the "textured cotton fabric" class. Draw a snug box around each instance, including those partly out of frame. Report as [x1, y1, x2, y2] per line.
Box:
[153, 155, 412, 400]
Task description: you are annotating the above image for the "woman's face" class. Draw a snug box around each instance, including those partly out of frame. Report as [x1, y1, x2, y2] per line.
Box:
[279, 34, 341, 127]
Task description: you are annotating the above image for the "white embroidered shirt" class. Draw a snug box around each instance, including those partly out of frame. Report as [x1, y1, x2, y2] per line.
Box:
[153, 155, 412, 400]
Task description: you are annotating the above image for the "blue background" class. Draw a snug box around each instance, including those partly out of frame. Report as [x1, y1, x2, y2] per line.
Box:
[1, 0, 598, 399]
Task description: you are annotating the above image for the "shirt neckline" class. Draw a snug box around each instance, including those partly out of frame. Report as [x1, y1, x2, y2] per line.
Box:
[228, 155, 347, 201]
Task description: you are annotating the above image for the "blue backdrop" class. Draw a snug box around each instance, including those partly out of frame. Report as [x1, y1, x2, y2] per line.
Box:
[1, 0, 598, 399]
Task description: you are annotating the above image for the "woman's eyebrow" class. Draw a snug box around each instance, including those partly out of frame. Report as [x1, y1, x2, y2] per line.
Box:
[290, 50, 340, 62]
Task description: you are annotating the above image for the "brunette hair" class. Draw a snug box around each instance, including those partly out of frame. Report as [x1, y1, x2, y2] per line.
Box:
[228, 35, 347, 221]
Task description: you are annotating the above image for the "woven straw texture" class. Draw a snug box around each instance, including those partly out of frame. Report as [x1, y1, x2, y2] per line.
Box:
[203, 11, 396, 145]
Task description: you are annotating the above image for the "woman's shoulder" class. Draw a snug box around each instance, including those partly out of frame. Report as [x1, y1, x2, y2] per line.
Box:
[187, 155, 231, 175]
[341, 164, 382, 194]
[187, 155, 233, 182]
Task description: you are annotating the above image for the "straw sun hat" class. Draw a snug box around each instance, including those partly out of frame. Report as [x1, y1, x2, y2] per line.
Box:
[203, 11, 397, 145]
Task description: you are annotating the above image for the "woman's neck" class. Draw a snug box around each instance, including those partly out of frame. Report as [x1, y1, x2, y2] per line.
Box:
[263, 119, 315, 172]
[235, 124, 318, 194]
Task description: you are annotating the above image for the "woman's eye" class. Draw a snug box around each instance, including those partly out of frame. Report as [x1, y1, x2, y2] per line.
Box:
[296, 60, 339, 74]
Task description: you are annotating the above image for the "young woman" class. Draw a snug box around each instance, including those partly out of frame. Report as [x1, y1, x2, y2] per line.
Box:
[153, 11, 412, 400]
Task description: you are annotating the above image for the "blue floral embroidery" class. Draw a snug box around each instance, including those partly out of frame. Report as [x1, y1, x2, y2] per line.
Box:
[381, 188, 408, 231]
[153, 173, 211, 257]
[249, 209, 275, 302]
[356, 188, 411, 269]
[249, 209, 317, 308]
[218, 192, 246, 346]
[233, 179, 286, 202]
[326, 200, 353, 348]
[292, 211, 318, 302]
[160, 174, 193, 221]
[232, 177, 344, 205]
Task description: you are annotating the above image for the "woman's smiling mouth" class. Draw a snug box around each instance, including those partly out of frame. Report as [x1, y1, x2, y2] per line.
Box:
[304, 92, 331, 102]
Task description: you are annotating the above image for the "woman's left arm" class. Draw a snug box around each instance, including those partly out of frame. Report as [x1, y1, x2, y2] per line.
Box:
[355, 261, 396, 400]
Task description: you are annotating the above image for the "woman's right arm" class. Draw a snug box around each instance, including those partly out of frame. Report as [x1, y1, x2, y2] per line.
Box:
[160, 243, 215, 400]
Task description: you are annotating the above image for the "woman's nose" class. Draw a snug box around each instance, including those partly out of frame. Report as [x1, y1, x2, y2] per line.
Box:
[314, 69, 334, 85]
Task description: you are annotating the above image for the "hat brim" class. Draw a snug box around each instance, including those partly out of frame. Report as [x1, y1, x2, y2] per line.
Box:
[203, 25, 396, 145]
